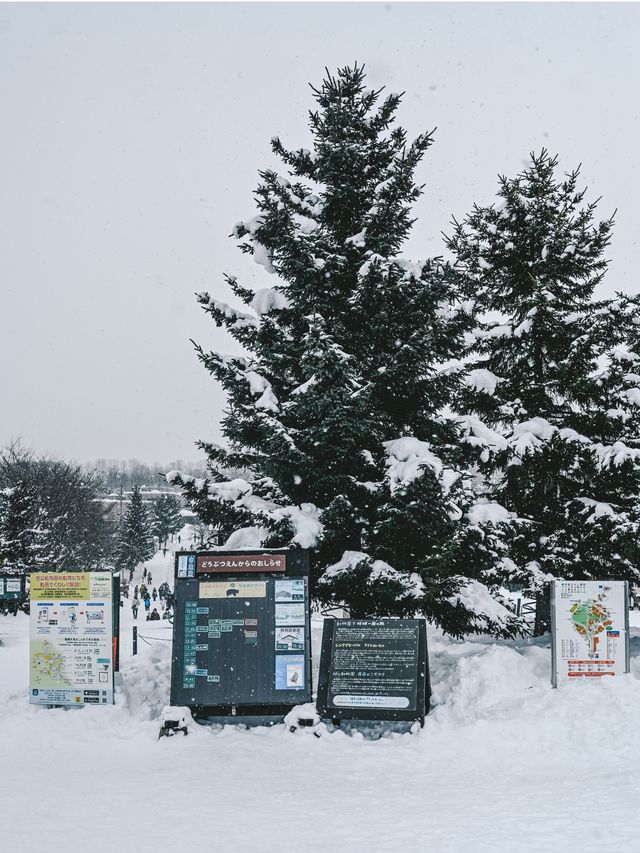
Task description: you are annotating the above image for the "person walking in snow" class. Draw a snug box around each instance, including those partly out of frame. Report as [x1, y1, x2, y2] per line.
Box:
[152, 587, 158, 602]
[147, 572, 152, 585]
[131, 597, 139, 620]
[142, 567, 147, 580]
[134, 584, 139, 598]
[144, 593, 151, 613]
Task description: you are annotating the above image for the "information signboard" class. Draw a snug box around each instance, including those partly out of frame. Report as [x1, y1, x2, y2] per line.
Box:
[170, 550, 312, 720]
[0, 574, 25, 600]
[29, 572, 114, 706]
[316, 619, 430, 724]
[550, 579, 630, 687]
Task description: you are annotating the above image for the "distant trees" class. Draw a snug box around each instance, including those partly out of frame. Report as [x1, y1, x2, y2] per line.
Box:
[0, 442, 115, 572]
[115, 485, 155, 573]
[86, 458, 206, 494]
[152, 494, 183, 547]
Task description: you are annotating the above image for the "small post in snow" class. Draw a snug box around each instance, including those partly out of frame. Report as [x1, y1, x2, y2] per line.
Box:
[133, 625, 137, 656]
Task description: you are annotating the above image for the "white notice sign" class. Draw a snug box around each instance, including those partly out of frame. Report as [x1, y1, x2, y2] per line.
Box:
[551, 580, 629, 687]
[29, 572, 114, 706]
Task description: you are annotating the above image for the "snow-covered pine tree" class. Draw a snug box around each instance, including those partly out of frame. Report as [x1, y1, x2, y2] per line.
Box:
[0, 481, 50, 571]
[152, 494, 183, 547]
[447, 150, 640, 588]
[116, 485, 155, 573]
[170, 64, 521, 637]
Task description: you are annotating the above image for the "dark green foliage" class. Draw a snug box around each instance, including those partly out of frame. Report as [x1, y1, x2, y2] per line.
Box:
[0, 444, 114, 572]
[174, 65, 521, 638]
[152, 495, 183, 546]
[447, 151, 640, 588]
[116, 485, 155, 573]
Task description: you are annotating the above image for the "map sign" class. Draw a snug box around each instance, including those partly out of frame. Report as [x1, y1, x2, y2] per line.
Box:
[551, 580, 629, 687]
[29, 572, 114, 706]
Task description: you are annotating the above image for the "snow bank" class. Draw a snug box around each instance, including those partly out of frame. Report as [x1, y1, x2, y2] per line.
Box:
[118, 642, 172, 721]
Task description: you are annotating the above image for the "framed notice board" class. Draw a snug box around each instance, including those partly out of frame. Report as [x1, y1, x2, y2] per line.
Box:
[0, 574, 26, 600]
[29, 572, 115, 707]
[170, 549, 312, 720]
[550, 579, 630, 687]
[316, 618, 430, 724]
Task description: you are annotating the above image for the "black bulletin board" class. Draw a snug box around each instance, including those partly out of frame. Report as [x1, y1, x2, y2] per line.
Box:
[316, 618, 430, 725]
[170, 550, 312, 720]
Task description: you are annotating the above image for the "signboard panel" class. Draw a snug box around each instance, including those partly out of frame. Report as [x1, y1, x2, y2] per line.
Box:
[0, 575, 26, 600]
[29, 572, 114, 706]
[551, 580, 630, 687]
[170, 550, 311, 716]
[316, 619, 430, 724]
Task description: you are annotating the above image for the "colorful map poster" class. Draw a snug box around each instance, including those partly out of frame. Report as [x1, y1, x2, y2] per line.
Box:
[29, 572, 114, 706]
[551, 580, 629, 687]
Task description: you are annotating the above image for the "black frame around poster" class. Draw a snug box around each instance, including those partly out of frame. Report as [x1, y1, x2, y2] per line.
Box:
[316, 618, 431, 725]
[170, 549, 312, 721]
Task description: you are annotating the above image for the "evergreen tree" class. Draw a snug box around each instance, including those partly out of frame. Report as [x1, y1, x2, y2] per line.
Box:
[152, 495, 183, 546]
[170, 64, 521, 637]
[0, 481, 50, 571]
[447, 151, 640, 588]
[116, 485, 155, 573]
[0, 444, 114, 572]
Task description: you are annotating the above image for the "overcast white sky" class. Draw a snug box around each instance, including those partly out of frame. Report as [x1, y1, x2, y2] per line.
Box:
[1, 2, 638, 464]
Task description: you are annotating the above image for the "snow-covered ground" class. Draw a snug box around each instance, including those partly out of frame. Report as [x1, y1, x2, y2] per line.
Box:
[2, 553, 640, 853]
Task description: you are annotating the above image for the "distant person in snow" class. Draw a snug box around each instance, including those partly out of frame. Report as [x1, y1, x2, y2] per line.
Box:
[142, 567, 147, 580]
[147, 607, 160, 621]
[144, 594, 151, 612]
[147, 572, 152, 584]
[134, 585, 139, 598]
[152, 587, 158, 602]
[131, 597, 139, 620]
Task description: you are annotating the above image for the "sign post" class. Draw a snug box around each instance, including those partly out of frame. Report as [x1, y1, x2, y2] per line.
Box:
[550, 579, 630, 687]
[170, 549, 312, 725]
[316, 619, 430, 727]
[29, 572, 115, 706]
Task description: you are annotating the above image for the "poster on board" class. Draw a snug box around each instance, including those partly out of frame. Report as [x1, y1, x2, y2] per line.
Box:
[550, 579, 629, 687]
[29, 572, 114, 706]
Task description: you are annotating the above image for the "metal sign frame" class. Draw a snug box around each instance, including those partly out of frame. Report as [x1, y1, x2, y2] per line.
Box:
[550, 579, 630, 688]
[316, 618, 430, 725]
[170, 549, 312, 724]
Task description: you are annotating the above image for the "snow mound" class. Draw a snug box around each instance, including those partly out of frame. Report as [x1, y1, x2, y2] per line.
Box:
[118, 642, 172, 721]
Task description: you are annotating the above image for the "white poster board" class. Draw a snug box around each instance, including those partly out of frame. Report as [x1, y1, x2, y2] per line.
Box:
[551, 579, 629, 687]
[29, 572, 114, 706]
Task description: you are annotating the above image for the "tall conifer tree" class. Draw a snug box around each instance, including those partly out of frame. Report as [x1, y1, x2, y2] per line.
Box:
[172, 65, 521, 637]
[116, 485, 155, 573]
[447, 151, 640, 587]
